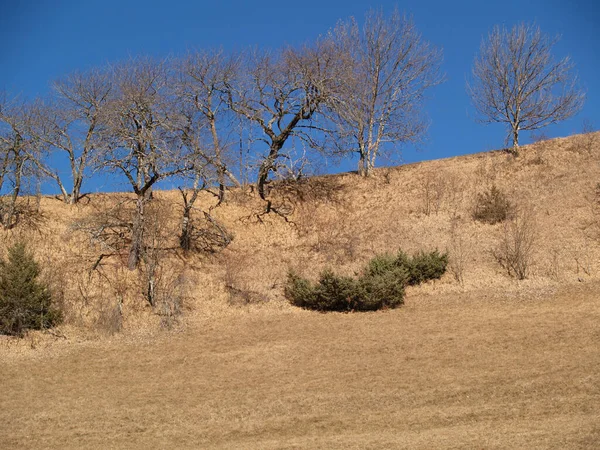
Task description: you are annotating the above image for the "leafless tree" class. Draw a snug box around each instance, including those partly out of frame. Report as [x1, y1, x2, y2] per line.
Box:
[0, 97, 37, 229]
[174, 50, 241, 203]
[224, 42, 339, 201]
[492, 204, 537, 280]
[27, 69, 112, 204]
[467, 23, 585, 153]
[99, 58, 191, 269]
[327, 9, 443, 176]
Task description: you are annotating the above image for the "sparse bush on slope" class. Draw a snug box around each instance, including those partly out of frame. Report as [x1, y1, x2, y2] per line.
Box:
[286, 250, 448, 312]
[0, 241, 62, 336]
[472, 185, 513, 224]
[493, 206, 537, 280]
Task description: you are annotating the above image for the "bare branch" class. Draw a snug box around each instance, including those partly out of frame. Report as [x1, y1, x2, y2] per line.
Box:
[467, 23, 585, 152]
[325, 8, 443, 176]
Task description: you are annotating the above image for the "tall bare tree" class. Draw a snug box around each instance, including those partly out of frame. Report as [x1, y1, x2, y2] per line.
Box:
[0, 97, 36, 229]
[28, 69, 112, 204]
[327, 9, 443, 176]
[224, 42, 339, 201]
[174, 50, 241, 203]
[99, 58, 190, 269]
[467, 23, 585, 153]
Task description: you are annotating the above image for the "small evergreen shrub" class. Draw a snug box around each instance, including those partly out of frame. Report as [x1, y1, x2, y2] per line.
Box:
[286, 270, 359, 311]
[405, 250, 449, 285]
[285, 249, 448, 312]
[472, 185, 513, 224]
[357, 267, 407, 310]
[364, 253, 398, 277]
[0, 242, 62, 336]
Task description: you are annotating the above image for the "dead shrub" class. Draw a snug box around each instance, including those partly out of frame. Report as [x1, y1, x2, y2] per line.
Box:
[70, 196, 134, 259]
[419, 170, 446, 216]
[154, 272, 188, 330]
[492, 205, 537, 280]
[472, 185, 513, 224]
[94, 264, 129, 335]
[580, 120, 598, 155]
[178, 185, 233, 253]
[448, 219, 469, 286]
[138, 201, 188, 327]
[0, 196, 45, 231]
[95, 297, 123, 336]
[185, 211, 233, 254]
[271, 176, 345, 205]
[295, 204, 360, 263]
[445, 173, 467, 220]
[584, 182, 600, 244]
[530, 131, 550, 143]
[70, 196, 187, 331]
[222, 251, 265, 305]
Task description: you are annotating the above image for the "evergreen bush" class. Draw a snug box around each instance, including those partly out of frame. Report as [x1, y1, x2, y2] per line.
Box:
[285, 249, 448, 312]
[0, 242, 62, 336]
[405, 250, 449, 285]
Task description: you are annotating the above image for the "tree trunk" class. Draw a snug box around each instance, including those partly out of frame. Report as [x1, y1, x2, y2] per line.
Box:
[2, 160, 23, 230]
[128, 195, 146, 270]
[257, 164, 270, 200]
[210, 116, 228, 204]
[179, 206, 193, 251]
[256, 145, 281, 200]
[511, 127, 520, 155]
[358, 148, 370, 177]
[0, 154, 9, 194]
[70, 174, 83, 205]
[217, 166, 226, 204]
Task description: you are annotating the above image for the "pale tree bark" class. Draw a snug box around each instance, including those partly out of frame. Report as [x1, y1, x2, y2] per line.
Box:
[327, 8, 443, 176]
[467, 23, 585, 154]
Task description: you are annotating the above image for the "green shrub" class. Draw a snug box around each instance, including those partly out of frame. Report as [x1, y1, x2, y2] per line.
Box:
[472, 185, 513, 224]
[285, 249, 448, 312]
[286, 269, 358, 311]
[405, 250, 449, 285]
[364, 253, 398, 277]
[357, 267, 407, 310]
[0, 242, 62, 337]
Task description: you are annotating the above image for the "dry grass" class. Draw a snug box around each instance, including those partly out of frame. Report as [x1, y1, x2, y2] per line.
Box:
[2, 283, 599, 449]
[1, 132, 600, 447]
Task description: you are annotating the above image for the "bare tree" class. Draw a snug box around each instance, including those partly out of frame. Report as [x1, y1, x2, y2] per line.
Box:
[0, 97, 37, 229]
[174, 50, 241, 203]
[99, 58, 190, 269]
[327, 9, 443, 176]
[467, 23, 585, 153]
[224, 42, 339, 201]
[28, 69, 112, 204]
[492, 204, 537, 280]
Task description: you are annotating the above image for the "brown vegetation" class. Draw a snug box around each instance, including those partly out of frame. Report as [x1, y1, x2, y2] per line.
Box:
[1, 133, 600, 447]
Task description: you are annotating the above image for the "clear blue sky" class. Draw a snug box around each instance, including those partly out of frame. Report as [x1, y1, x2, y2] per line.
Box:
[1, 0, 598, 191]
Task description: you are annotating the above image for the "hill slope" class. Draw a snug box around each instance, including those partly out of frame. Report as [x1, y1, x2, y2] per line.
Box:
[1, 133, 600, 448]
[4, 133, 600, 332]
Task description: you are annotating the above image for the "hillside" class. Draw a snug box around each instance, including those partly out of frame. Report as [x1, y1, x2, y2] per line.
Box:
[2, 132, 599, 335]
[1, 133, 600, 448]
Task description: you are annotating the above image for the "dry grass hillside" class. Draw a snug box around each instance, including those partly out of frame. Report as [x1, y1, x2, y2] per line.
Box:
[1, 133, 600, 448]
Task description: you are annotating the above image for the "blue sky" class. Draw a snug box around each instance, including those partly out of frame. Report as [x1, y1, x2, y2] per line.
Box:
[1, 0, 598, 192]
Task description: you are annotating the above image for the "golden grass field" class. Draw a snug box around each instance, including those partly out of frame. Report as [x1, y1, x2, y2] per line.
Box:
[1, 133, 600, 448]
